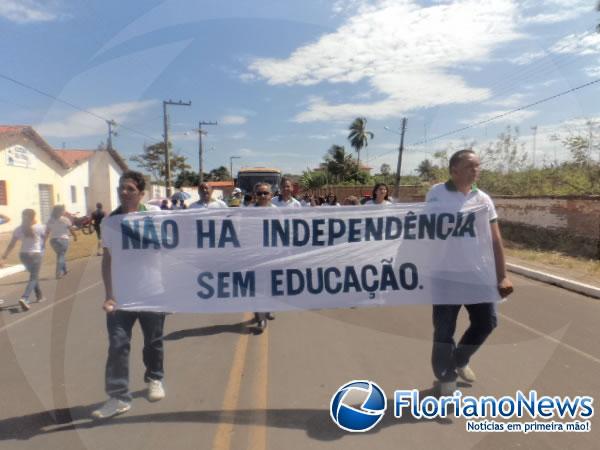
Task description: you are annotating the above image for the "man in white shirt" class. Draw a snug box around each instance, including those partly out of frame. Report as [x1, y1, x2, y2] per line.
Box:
[189, 183, 228, 209]
[426, 149, 513, 396]
[272, 178, 301, 208]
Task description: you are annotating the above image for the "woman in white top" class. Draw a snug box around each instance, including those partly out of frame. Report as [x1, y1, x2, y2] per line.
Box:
[365, 183, 392, 205]
[0, 209, 46, 310]
[46, 205, 77, 279]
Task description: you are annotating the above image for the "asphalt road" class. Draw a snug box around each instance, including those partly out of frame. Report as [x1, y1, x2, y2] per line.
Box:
[0, 256, 598, 450]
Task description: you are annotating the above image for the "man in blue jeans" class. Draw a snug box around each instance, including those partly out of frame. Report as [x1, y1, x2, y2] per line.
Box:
[92, 171, 166, 419]
[426, 149, 514, 396]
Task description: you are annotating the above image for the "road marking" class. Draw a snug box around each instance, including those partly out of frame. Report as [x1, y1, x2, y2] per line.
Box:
[248, 327, 269, 450]
[0, 281, 102, 334]
[212, 312, 253, 450]
[499, 312, 600, 365]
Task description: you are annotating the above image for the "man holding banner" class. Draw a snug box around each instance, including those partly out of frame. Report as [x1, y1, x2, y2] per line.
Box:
[426, 149, 514, 396]
[92, 171, 167, 419]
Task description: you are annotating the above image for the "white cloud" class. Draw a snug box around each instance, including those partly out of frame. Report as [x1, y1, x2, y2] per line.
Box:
[238, 148, 256, 156]
[485, 93, 528, 108]
[584, 65, 600, 78]
[0, 0, 60, 24]
[229, 132, 247, 140]
[518, 0, 591, 25]
[508, 50, 547, 65]
[551, 32, 600, 56]
[459, 109, 538, 125]
[248, 0, 522, 123]
[221, 115, 248, 125]
[36, 100, 158, 138]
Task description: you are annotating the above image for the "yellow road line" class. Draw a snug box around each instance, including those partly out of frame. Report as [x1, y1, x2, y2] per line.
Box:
[247, 326, 269, 450]
[212, 312, 253, 450]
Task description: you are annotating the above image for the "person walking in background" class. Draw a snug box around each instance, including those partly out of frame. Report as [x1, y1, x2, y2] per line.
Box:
[159, 199, 170, 211]
[343, 195, 360, 205]
[91, 203, 106, 256]
[0, 209, 46, 311]
[365, 183, 392, 205]
[189, 183, 228, 209]
[228, 188, 243, 207]
[253, 182, 277, 332]
[273, 177, 301, 208]
[46, 205, 77, 279]
[426, 149, 513, 396]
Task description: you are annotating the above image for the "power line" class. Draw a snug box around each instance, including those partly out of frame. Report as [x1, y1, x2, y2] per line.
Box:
[371, 77, 600, 163]
[0, 71, 162, 143]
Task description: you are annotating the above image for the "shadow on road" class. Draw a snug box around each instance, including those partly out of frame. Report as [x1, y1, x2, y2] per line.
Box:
[0, 388, 454, 442]
[163, 319, 262, 340]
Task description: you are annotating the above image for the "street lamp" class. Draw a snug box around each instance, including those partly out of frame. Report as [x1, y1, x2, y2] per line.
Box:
[230, 156, 241, 181]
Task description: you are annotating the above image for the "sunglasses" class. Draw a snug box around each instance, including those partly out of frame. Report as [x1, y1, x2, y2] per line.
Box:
[255, 191, 270, 196]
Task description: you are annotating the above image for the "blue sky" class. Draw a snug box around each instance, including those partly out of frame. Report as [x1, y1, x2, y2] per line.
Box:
[1, 0, 599, 177]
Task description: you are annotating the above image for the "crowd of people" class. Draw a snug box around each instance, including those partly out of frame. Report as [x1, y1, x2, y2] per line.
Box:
[0, 148, 513, 420]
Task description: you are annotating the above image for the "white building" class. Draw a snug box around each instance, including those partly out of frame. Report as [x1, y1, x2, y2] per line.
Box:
[0, 125, 129, 232]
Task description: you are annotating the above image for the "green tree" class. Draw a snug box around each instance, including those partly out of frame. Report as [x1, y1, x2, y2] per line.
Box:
[324, 145, 355, 183]
[174, 170, 199, 188]
[130, 142, 190, 182]
[299, 169, 328, 190]
[480, 126, 528, 173]
[347, 117, 374, 168]
[207, 166, 230, 181]
[417, 159, 435, 181]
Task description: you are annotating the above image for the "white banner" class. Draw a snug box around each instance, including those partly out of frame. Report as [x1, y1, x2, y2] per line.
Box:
[101, 203, 501, 313]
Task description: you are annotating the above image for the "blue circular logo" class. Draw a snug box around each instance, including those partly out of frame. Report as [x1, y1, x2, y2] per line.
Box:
[330, 380, 387, 432]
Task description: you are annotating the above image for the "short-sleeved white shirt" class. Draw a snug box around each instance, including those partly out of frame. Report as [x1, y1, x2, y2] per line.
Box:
[364, 199, 392, 206]
[189, 199, 228, 209]
[425, 181, 498, 222]
[46, 216, 72, 240]
[13, 224, 46, 253]
[272, 196, 301, 208]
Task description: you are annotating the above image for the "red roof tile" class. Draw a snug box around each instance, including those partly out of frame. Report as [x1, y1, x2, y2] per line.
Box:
[54, 149, 95, 167]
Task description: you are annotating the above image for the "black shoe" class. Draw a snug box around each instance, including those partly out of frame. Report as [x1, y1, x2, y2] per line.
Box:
[257, 319, 267, 331]
[266, 312, 275, 320]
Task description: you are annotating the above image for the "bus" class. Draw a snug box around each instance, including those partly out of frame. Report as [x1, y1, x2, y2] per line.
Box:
[236, 167, 282, 194]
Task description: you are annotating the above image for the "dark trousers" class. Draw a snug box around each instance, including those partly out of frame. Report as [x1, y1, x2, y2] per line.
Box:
[105, 310, 166, 402]
[431, 303, 497, 382]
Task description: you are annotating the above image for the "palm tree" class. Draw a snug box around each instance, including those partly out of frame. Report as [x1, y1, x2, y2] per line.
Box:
[347, 117, 374, 172]
[324, 145, 354, 183]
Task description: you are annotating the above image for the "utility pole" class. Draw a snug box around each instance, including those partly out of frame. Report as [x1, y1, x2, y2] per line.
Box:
[198, 120, 217, 183]
[531, 125, 538, 167]
[162, 99, 192, 197]
[106, 119, 116, 150]
[393, 118, 408, 201]
[230, 156, 240, 182]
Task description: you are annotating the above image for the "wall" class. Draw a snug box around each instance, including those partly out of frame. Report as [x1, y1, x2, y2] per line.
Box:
[61, 162, 89, 215]
[0, 142, 63, 232]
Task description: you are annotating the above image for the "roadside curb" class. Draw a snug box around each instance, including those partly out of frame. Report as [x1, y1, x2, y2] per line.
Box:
[0, 264, 25, 279]
[507, 263, 600, 299]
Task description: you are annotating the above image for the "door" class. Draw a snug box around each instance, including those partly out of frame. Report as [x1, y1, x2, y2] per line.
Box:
[38, 184, 54, 224]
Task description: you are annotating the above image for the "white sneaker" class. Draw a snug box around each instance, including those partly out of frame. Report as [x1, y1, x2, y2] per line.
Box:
[437, 381, 457, 397]
[19, 298, 30, 311]
[91, 398, 131, 419]
[457, 365, 477, 382]
[147, 379, 165, 402]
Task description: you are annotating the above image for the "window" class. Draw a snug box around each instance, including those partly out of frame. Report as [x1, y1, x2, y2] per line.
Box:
[0, 180, 6, 205]
[70, 185, 77, 203]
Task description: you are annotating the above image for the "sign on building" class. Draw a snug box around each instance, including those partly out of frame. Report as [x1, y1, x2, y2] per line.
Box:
[5, 145, 36, 168]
